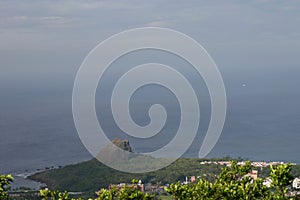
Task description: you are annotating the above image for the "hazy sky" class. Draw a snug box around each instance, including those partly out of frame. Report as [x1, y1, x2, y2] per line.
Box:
[1, 0, 299, 81]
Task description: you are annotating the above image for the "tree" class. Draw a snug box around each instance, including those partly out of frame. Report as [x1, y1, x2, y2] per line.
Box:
[0, 174, 13, 200]
[96, 182, 153, 200]
[40, 189, 81, 200]
[269, 163, 294, 199]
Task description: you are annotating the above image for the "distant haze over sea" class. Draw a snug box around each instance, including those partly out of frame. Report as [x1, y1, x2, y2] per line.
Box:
[1, 65, 300, 174]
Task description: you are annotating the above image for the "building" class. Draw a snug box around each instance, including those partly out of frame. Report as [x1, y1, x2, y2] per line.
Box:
[292, 178, 300, 189]
[250, 170, 258, 180]
[245, 170, 258, 180]
[183, 176, 197, 184]
[263, 178, 273, 188]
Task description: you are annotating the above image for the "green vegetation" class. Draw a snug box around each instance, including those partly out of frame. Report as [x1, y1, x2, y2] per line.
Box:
[166, 161, 298, 199]
[29, 158, 224, 195]
[39, 184, 154, 200]
[2, 161, 300, 199]
[40, 189, 77, 200]
[96, 181, 153, 200]
[0, 174, 13, 200]
[269, 164, 294, 199]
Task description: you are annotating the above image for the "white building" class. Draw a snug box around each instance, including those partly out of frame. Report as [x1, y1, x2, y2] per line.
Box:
[263, 178, 273, 188]
[292, 178, 300, 189]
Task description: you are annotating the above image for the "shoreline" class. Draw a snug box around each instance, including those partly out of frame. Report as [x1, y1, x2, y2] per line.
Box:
[10, 157, 300, 179]
[7, 157, 299, 191]
[9, 159, 92, 191]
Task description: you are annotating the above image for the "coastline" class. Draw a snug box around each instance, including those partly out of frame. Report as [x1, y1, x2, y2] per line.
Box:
[10, 168, 55, 191]
[10, 159, 92, 191]
[24, 157, 300, 193]
[9, 157, 299, 192]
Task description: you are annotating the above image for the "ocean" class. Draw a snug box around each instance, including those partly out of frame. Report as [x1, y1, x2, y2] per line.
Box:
[1, 65, 300, 179]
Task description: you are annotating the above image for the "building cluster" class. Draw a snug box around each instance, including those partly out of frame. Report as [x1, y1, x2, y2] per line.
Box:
[199, 160, 295, 168]
[108, 180, 145, 192]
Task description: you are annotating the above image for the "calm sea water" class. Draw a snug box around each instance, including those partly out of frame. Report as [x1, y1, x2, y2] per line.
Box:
[0, 66, 300, 179]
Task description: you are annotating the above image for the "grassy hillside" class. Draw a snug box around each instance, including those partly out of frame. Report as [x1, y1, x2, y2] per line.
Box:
[29, 158, 224, 194]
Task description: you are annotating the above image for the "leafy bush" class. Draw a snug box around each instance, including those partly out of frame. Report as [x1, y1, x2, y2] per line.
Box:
[0, 174, 13, 200]
[96, 185, 153, 200]
[40, 189, 81, 200]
